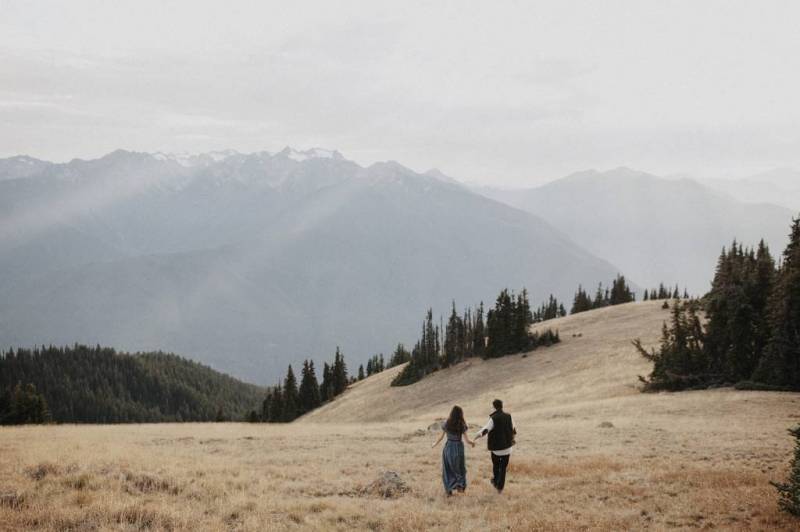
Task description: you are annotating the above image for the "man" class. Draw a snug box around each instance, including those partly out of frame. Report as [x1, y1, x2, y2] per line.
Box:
[474, 398, 516, 493]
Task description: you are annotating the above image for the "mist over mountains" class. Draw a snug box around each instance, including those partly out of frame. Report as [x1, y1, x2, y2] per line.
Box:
[0, 148, 620, 383]
[475, 167, 795, 295]
[700, 168, 800, 212]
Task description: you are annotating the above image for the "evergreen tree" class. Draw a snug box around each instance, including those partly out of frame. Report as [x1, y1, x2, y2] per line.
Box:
[755, 219, 800, 389]
[533, 295, 563, 323]
[268, 385, 283, 422]
[388, 344, 411, 367]
[281, 365, 299, 421]
[592, 283, 607, 309]
[705, 241, 777, 383]
[486, 289, 514, 357]
[0, 382, 50, 425]
[472, 303, 486, 358]
[298, 360, 321, 414]
[634, 300, 709, 390]
[332, 347, 348, 396]
[320, 362, 333, 402]
[609, 274, 635, 305]
[571, 285, 593, 314]
[773, 425, 800, 515]
[444, 301, 465, 366]
[392, 309, 443, 385]
[358, 364, 365, 380]
[261, 392, 272, 422]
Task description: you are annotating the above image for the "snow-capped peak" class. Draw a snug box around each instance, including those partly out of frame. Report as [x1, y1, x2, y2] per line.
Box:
[279, 147, 341, 162]
[151, 150, 240, 167]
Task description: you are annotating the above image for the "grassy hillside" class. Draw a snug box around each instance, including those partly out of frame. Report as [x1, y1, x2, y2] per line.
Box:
[303, 300, 668, 423]
[1, 301, 798, 530]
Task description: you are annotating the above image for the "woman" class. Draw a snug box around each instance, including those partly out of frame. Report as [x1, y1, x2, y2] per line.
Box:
[431, 405, 476, 495]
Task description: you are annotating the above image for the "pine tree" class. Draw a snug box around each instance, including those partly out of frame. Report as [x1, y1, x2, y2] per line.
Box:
[755, 218, 800, 389]
[332, 347, 348, 396]
[609, 274, 635, 305]
[773, 425, 800, 515]
[298, 360, 321, 414]
[388, 344, 411, 367]
[0, 382, 50, 425]
[268, 385, 283, 422]
[472, 302, 485, 358]
[634, 300, 709, 390]
[261, 392, 272, 422]
[571, 285, 593, 314]
[282, 365, 299, 421]
[320, 363, 333, 402]
[593, 283, 605, 308]
[444, 301, 464, 366]
[358, 364, 365, 380]
[704, 240, 778, 383]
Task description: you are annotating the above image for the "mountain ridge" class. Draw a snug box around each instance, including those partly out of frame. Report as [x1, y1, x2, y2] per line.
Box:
[0, 149, 622, 384]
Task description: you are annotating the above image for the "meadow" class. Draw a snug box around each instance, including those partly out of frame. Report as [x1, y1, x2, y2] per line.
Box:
[2, 302, 799, 531]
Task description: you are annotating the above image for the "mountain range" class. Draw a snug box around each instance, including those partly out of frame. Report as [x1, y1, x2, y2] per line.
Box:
[475, 167, 796, 294]
[699, 168, 800, 211]
[0, 148, 621, 383]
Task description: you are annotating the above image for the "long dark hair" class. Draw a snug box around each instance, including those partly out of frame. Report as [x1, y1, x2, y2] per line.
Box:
[445, 405, 467, 433]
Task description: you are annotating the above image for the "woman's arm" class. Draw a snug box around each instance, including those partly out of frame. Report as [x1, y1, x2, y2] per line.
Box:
[463, 431, 476, 448]
[431, 430, 445, 448]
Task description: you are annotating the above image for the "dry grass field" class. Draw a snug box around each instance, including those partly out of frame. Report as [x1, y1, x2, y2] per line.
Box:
[2, 301, 799, 531]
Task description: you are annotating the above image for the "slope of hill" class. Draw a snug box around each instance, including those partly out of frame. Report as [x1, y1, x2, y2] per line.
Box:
[302, 300, 666, 423]
[0, 150, 621, 383]
[0, 345, 265, 423]
[701, 168, 800, 211]
[476, 168, 795, 294]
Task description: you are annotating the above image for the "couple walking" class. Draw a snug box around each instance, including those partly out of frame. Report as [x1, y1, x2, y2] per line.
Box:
[431, 399, 515, 496]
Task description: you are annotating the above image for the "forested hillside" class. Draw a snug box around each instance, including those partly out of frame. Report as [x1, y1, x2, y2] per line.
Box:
[0, 345, 264, 423]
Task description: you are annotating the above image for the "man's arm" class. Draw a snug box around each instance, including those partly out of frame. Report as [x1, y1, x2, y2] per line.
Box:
[474, 417, 493, 439]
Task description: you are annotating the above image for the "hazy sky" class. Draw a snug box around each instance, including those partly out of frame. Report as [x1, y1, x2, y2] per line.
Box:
[2, 0, 799, 186]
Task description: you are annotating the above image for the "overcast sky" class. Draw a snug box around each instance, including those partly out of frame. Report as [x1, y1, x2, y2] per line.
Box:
[1, 0, 799, 186]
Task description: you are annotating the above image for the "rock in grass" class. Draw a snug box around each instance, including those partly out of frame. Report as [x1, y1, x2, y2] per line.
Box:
[359, 471, 410, 498]
[598, 421, 615, 428]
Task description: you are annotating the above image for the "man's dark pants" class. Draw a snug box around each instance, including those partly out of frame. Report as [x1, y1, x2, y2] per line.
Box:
[491, 453, 510, 491]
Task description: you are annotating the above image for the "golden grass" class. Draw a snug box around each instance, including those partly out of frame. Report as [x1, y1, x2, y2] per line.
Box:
[2, 301, 799, 530]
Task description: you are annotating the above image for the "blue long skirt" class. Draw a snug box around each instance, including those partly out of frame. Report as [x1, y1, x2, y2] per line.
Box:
[442, 439, 467, 493]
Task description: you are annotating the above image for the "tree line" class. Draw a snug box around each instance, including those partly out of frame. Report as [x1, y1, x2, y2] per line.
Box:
[257, 347, 350, 423]
[642, 283, 689, 301]
[0, 382, 51, 425]
[391, 288, 560, 387]
[570, 274, 637, 314]
[636, 217, 800, 392]
[0, 344, 264, 424]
